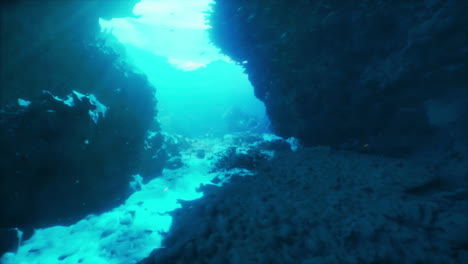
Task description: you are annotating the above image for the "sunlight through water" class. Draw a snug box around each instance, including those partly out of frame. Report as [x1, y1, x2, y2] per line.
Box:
[99, 0, 229, 71]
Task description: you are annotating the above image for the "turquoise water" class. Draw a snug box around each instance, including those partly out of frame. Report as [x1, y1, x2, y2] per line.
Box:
[1, 1, 271, 263]
[99, 0, 269, 138]
[1, 1, 466, 263]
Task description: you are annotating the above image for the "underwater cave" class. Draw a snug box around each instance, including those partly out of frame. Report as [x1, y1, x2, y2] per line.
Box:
[0, 0, 467, 263]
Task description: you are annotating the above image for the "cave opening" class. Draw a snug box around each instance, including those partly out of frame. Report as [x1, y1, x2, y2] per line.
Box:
[99, 0, 270, 138]
[0, 1, 276, 263]
[2, 0, 467, 263]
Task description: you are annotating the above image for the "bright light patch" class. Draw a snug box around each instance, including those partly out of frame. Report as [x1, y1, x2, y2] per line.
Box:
[99, 0, 226, 71]
[132, 0, 212, 30]
[167, 58, 207, 71]
[17, 98, 31, 107]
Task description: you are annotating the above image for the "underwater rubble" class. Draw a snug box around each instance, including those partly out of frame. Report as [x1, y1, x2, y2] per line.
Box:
[140, 133, 468, 264]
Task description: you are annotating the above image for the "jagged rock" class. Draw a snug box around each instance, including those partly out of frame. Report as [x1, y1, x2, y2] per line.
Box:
[209, 0, 468, 156]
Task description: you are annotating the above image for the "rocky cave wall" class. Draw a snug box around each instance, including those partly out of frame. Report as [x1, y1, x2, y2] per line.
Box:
[209, 0, 468, 156]
[0, 0, 166, 244]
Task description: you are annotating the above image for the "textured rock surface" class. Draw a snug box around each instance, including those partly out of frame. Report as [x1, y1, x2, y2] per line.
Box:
[209, 0, 468, 155]
[140, 142, 468, 264]
[0, 0, 165, 238]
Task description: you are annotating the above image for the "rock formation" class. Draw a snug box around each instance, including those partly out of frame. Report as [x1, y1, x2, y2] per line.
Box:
[0, 0, 165, 247]
[209, 0, 468, 156]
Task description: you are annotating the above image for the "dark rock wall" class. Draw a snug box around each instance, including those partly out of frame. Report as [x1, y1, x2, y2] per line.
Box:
[209, 0, 468, 156]
[0, 0, 164, 236]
